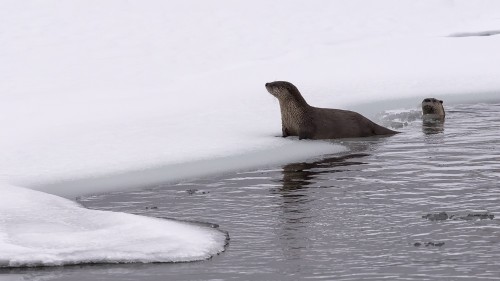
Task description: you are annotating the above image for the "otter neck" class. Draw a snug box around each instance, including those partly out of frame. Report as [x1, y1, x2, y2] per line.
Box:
[279, 96, 310, 130]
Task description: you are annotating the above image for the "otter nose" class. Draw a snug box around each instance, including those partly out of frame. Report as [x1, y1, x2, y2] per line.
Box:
[423, 98, 431, 102]
[265, 83, 269, 87]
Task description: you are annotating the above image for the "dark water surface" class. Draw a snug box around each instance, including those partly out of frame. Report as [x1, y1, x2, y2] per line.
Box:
[3, 102, 500, 281]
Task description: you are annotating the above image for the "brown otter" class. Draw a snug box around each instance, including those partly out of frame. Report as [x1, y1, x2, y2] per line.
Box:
[421, 98, 445, 118]
[265, 81, 398, 140]
[421, 98, 445, 134]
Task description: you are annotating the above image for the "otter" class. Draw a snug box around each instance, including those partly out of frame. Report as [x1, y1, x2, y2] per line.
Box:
[421, 98, 445, 134]
[265, 81, 398, 140]
[421, 98, 445, 118]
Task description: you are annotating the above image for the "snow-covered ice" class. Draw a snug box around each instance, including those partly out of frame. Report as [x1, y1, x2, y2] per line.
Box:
[0, 183, 227, 267]
[2, 0, 500, 196]
[1, 0, 500, 267]
[2, 0, 500, 195]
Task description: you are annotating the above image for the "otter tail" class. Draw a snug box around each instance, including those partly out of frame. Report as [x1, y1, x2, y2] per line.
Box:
[373, 123, 400, 135]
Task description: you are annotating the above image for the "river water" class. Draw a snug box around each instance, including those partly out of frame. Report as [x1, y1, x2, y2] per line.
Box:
[2, 101, 500, 280]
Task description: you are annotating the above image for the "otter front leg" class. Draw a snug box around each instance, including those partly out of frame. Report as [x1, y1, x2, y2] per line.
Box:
[298, 131, 311, 140]
[298, 126, 315, 140]
[282, 124, 289, 138]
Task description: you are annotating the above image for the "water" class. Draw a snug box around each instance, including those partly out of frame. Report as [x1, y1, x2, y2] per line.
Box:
[2, 102, 500, 281]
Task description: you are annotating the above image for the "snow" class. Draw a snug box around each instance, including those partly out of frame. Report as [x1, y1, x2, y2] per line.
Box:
[1, 0, 500, 267]
[2, 0, 500, 195]
[0, 183, 227, 267]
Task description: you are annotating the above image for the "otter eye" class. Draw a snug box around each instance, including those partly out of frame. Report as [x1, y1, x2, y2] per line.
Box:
[424, 99, 430, 102]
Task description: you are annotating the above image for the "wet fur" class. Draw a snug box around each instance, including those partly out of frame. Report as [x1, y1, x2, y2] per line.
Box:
[265, 81, 398, 140]
[421, 98, 445, 117]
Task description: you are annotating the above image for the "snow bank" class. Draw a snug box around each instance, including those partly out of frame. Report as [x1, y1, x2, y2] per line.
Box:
[37, 141, 345, 198]
[0, 183, 227, 267]
[2, 1, 500, 197]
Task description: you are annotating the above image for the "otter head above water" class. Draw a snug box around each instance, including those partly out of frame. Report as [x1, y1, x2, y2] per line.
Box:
[422, 98, 445, 117]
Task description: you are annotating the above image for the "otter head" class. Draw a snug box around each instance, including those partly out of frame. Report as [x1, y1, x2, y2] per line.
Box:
[265, 81, 308, 105]
[422, 98, 445, 116]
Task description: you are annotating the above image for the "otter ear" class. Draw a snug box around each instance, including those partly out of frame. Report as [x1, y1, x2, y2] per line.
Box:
[439, 100, 443, 104]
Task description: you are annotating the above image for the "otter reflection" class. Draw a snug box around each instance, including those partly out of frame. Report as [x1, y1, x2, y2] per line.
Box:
[279, 153, 369, 191]
[422, 117, 445, 134]
[273, 153, 369, 261]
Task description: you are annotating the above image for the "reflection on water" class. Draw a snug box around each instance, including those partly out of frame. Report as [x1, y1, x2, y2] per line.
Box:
[422, 117, 445, 134]
[279, 154, 369, 190]
[274, 154, 370, 263]
[4, 102, 500, 281]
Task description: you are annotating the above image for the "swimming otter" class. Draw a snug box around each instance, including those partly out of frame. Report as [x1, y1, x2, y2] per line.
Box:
[421, 98, 445, 134]
[421, 98, 445, 118]
[265, 81, 398, 140]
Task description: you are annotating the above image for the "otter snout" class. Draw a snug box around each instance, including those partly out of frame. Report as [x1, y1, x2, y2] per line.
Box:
[422, 105, 435, 114]
[265, 82, 276, 96]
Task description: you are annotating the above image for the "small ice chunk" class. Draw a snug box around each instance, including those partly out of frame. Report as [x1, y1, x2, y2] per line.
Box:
[0, 184, 227, 267]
